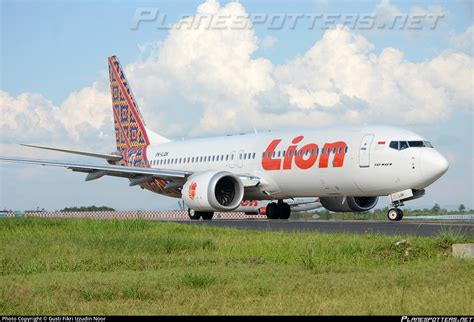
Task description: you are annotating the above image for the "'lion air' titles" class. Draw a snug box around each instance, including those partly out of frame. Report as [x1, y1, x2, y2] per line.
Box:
[262, 136, 348, 171]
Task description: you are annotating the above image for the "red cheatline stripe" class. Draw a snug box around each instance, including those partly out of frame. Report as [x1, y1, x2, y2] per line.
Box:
[108, 57, 150, 145]
[378, 141, 385, 145]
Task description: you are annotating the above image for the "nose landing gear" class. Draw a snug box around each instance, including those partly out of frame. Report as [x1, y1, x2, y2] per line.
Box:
[386, 189, 425, 222]
[387, 206, 403, 221]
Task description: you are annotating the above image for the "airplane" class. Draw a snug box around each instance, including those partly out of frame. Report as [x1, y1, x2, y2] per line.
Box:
[0, 56, 449, 221]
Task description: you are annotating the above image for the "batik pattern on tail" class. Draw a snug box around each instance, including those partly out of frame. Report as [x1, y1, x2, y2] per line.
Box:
[108, 56, 149, 151]
[108, 56, 180, 198]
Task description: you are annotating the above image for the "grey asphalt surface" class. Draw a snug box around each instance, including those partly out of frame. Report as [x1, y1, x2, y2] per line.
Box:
[179, 220, 474, 236]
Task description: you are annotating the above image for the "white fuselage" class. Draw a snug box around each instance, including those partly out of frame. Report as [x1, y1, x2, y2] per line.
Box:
[137, 125, 448, 200]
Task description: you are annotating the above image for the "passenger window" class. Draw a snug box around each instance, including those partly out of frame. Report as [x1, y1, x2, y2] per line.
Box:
[399, 141, 409, 150]
[225, 155, 229, 161]
[345, 147, 348, 153]
[252, 153, 256, 159]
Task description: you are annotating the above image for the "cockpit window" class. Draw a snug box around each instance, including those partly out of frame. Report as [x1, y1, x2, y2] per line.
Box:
[423, 141, 433, 148]
[389, 140, 434, 150]
[408, 141, 424, 147]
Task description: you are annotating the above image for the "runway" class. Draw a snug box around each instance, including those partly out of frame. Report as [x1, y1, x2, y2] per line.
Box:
[181, 220, 474, 237]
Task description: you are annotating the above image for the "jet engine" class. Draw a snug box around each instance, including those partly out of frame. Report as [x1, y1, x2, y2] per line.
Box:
[319, 196, 378, 212]
[182, 171, 244, 212]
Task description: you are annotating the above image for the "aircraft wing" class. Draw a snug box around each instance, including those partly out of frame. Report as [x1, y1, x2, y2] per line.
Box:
[0, 156, 261, 188]
[0, 156, 191, 182]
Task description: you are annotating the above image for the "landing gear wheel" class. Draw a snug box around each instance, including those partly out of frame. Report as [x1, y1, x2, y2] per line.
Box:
[396, 208, 403, 221]
[279, 203, 291, 219]
[387, 208, 403, 221]
[201, 212, 214, 220]
[188, 209, 201, 220]
[266, 202, 279, 219]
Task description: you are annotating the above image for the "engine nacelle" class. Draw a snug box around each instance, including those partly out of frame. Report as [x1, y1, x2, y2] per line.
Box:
[320, 196, 378, 212]
[182, 171, 244, 212]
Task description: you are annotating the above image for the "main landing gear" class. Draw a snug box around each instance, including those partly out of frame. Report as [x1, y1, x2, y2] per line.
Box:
[266, 200, 291, 219]
[188, 209, 214, 220]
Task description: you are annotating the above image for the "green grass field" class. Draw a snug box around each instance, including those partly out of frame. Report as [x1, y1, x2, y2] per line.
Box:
[0, 218, 473, 315]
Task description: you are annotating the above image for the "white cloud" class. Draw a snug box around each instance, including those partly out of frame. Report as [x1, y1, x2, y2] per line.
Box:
[372, 0, 447, 32]
[0, 84, 113, 149]
[56, 82, 111, 141]
[373, 0, 402, 25]
[1, 0, 472, 145]
[126, 0, 275, 135]
[262, 36, 278, 50]
[275, 26, 473, 124]
[0, 91, 63, 142]
[451, 25, 474, 54]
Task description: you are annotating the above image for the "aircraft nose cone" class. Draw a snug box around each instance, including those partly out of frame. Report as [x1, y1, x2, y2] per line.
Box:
[420, 149, 449, 183]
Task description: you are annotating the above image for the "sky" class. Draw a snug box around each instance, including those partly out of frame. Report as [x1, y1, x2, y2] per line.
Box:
[0, 0, 473, 211]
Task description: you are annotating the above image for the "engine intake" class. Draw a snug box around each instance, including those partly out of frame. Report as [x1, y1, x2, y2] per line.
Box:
[182, 171, 244, 212]
[320, 196, 378, 212]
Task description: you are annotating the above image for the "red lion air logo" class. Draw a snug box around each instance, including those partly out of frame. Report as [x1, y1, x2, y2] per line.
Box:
[261, 136, 347, 171]
[188, 182, 197, 200]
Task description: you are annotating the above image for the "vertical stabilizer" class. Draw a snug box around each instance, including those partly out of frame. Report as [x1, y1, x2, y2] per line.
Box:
[108, 56, 151, 151]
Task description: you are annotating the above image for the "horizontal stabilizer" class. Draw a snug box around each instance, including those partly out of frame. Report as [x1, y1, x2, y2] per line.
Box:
[21, 144, 122, 162]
